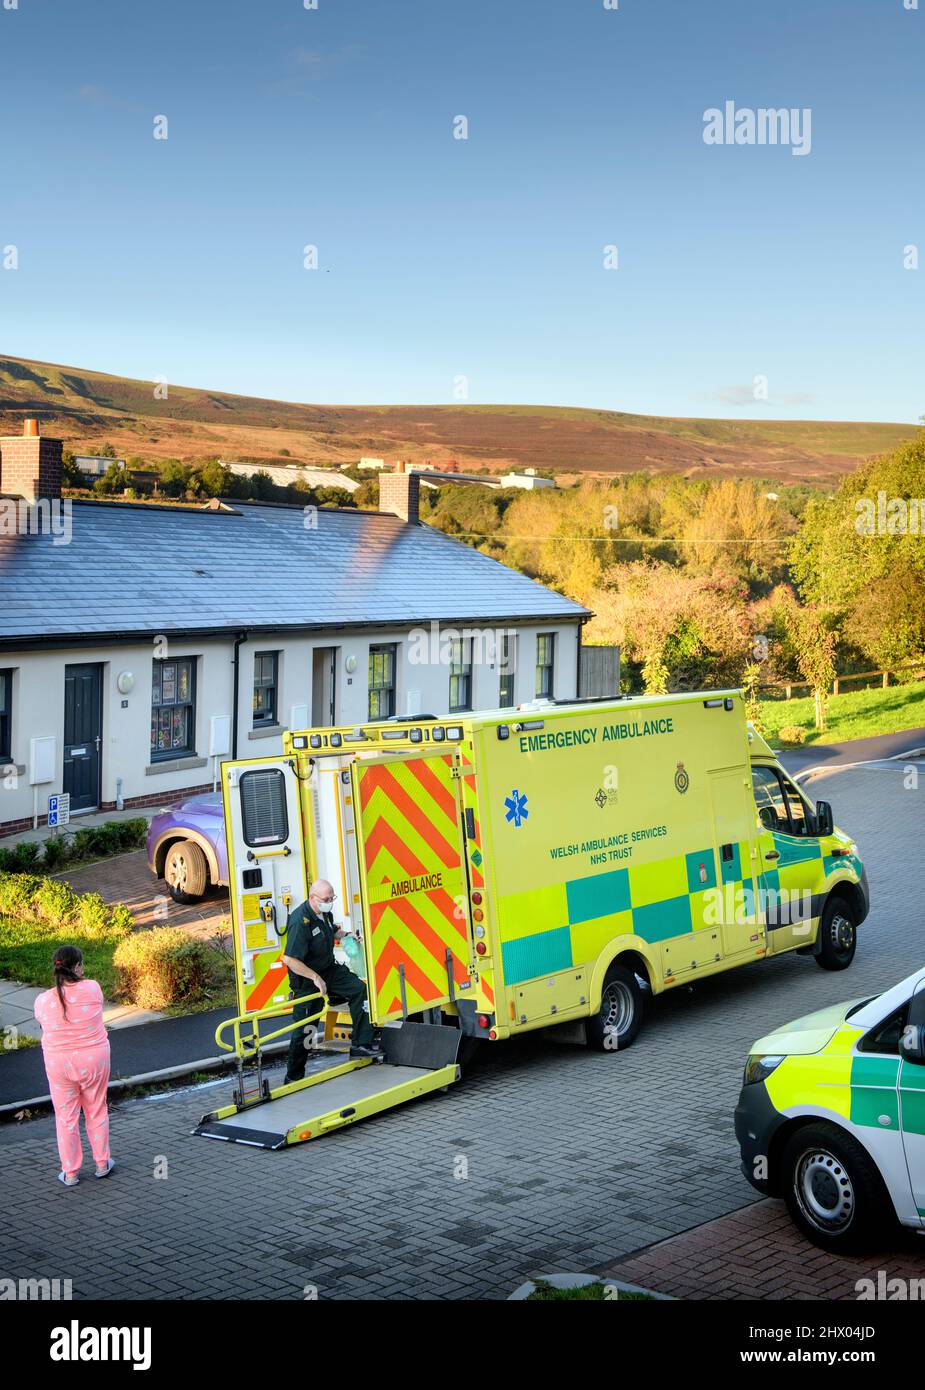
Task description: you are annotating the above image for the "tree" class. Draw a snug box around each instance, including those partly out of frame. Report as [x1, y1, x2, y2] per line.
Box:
[790, 430, 925, 666]
[586, 562, 753, 693]
[159, 460, 191, 498]
[777, 593, 838, 731]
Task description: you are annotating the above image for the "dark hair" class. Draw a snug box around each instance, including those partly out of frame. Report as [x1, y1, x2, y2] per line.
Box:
[52, 946, 83, 1018]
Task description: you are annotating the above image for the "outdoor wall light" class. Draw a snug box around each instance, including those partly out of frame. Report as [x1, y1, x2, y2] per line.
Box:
[344, 654, 358, 674]
[116, 671, 135, 695]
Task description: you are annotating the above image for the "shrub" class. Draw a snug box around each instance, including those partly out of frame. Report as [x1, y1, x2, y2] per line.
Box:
[113, 928, 212, 1010]
[778, 725, 808, 745]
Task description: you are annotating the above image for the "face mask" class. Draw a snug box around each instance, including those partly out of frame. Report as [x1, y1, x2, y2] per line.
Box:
[316, 899, 335, 913]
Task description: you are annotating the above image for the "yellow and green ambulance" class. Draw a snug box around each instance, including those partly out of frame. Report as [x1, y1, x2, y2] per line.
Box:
[736, 966, 925, 1250]
[196, 689, 869, 1148]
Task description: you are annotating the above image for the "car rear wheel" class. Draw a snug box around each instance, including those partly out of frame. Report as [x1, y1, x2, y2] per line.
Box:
[164, 841, 208, 904]
[781, 1122, 894, 1252]
[815, 897, 857, 971]
[585, 962, 645, 1052]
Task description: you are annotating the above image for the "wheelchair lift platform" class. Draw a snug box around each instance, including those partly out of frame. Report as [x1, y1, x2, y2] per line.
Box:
[193, 1021, 461, 1149]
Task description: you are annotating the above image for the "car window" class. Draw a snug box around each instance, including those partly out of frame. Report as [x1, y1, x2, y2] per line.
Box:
[780, 775, 813, 838]
[751, 766, 789, 834]
[858, 1004, 909, 1055]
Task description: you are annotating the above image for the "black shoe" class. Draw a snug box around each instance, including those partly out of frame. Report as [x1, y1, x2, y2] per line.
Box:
[283, 1074, 304, 1086]
[349, 1044, 381, 1059]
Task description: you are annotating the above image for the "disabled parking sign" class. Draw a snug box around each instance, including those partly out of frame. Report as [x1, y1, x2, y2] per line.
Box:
[47, 793, 70, 828]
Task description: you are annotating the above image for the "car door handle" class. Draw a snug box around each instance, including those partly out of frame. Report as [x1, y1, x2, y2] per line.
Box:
[765, 850, 781, 861]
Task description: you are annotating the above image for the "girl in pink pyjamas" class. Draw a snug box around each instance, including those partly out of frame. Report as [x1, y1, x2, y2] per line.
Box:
[34, 946, 114, 1187]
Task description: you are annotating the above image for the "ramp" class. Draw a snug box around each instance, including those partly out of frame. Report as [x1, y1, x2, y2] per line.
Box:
[193, 1022, 461, 1149]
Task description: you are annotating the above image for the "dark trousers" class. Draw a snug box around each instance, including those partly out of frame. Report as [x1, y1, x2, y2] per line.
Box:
[285, 963, 374, 1080]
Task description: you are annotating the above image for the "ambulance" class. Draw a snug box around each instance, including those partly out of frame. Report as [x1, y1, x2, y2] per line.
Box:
[194, 689, 868, 1148]
[735, 965, 925, 1251]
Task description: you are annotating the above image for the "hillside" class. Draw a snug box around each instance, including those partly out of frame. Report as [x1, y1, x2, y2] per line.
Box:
[0, 354, 916, 483]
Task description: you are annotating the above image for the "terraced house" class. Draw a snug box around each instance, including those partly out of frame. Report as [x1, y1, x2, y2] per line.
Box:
[0, 421, 596, 836]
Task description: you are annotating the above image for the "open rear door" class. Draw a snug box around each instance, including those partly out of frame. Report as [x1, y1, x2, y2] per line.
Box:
[352, 750, 474, 1023]
[222, 756, 309, 1016]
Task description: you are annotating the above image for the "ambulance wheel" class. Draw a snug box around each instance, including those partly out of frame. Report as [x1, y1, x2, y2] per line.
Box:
[781, 1123, 894, 1252]
[164, 840, 208, 903]
[586, 963, 644, 1052]
[815, 897, 857, 971]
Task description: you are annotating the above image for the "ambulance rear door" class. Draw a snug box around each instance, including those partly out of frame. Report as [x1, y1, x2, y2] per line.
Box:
[352, 748, 475, 1023]
[222, 756, 309, 1016]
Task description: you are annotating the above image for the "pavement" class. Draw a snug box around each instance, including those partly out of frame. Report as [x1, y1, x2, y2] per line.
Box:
[0, 756, 922, 1299]
[0, 978, 163, 1047]
[778, 726, 925, 778]
[598, 1198, 925, 1300]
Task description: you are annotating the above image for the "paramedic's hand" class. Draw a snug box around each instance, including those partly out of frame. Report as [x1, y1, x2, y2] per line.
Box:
[309, 971, 326, 993]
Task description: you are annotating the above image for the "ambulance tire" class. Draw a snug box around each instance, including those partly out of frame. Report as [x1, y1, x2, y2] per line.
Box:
[781, 1122, 895, 1253]
[164, 840, 208, 904]
[815, 897, 858, 971]
[586, 963, 644, 1053]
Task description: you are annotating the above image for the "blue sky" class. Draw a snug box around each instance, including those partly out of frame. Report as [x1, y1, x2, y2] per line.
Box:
[1, 0, 922, 421]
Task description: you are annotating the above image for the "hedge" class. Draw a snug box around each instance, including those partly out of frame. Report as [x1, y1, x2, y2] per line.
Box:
[113, 928, 213, 1010]
[0, 818, 149, 875]
[0, 872, 134, 937]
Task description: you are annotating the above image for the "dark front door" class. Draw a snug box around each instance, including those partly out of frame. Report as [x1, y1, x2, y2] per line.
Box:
[64, 664, 102, 811]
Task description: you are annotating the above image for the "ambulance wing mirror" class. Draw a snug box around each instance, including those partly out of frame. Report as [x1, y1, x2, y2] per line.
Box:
[813, 801, 834, 837]
[899, 991, 925, 1065]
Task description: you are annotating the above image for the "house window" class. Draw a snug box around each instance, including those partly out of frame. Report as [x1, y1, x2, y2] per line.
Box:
[0, 670, 11, 761]
[535, 633, 555, 698]
[253, 652, 279, 727]
[498, 634, 516, 708]
[449, 637, 473, 713]
[151, 658, 196, 759]
[368, 644, 397, 720]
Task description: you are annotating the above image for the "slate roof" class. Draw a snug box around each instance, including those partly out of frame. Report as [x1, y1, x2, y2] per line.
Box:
[0, 499, 588, 645]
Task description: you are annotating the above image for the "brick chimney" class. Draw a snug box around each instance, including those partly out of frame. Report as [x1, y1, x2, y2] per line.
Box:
[378, 459, 420, 523]
[0, 418, 63, 502]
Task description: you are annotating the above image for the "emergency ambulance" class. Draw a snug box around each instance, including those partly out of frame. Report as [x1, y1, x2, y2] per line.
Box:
[195, 689, 868, 1148]
[736, 965, 925, 1251]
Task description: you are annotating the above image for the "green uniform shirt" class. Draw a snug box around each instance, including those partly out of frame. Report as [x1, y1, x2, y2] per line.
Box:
[285, 902, 337, 994]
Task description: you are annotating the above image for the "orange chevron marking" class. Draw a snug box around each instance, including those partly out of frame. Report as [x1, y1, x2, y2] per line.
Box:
[246, 956, 287, 1010]
[365, 765, 459, 868]
[373, 934, 441, 1001]
[405, 755, 458, 827]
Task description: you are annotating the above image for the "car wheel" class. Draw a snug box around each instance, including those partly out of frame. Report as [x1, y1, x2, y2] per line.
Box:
[815, 897, 857, 971]
[781, 1122, 894, 1252]
[585, 962, 645, 1052]
[164, 841, 208, 904]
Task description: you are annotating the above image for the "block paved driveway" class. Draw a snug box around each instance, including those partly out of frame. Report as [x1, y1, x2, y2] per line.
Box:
[1, 761, 922, 1300]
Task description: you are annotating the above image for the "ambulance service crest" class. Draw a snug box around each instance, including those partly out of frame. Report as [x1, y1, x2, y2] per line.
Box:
[674, 761, 690, 794]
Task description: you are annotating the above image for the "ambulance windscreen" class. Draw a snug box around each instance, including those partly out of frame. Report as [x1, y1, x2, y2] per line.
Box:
[240, 768, 289, 847]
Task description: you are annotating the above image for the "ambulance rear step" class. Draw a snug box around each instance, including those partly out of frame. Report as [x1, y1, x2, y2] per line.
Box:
[192, 1021, 462, 1149]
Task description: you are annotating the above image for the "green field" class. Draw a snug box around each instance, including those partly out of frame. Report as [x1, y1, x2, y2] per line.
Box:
[759, 680, 925, 746]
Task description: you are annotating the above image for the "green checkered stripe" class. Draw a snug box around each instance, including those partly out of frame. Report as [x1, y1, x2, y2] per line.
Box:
[499, 841, 754, 986]
[850, 1055, 925, 1138]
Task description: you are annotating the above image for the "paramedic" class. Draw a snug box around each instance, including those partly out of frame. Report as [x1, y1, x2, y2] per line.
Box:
[282, 879, 378, 1081]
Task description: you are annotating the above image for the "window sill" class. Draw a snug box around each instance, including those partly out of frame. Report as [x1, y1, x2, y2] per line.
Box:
[248, 724, 284, 741]
[145, 755, 208, 776]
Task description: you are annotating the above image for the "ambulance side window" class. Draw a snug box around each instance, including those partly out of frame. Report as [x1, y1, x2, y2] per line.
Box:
[780, 775, 812, 837]
[858, 1004, 909, 1056]
[751, 766, 789, 834]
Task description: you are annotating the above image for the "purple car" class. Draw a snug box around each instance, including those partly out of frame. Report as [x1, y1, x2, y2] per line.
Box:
[147, 793, 228, 903]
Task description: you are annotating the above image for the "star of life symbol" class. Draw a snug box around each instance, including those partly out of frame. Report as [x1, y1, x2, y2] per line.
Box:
[504, 788, 529, 827]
